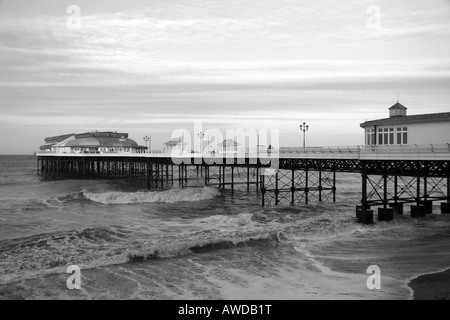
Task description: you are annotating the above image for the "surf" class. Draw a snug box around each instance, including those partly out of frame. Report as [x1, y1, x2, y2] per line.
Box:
[83, 186, 221, 204]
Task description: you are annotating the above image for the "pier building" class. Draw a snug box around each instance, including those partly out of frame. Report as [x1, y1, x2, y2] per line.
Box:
[361, 102, 450, 146]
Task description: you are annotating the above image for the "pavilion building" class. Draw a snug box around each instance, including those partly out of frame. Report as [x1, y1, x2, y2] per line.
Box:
[360, 102, 450, 146]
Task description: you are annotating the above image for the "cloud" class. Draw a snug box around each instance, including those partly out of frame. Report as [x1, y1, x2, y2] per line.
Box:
[1, 0, 450, 86]
[0, 0, 450, 153]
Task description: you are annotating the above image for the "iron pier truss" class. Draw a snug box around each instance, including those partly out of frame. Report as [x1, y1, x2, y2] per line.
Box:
[36, 153, 450, 222]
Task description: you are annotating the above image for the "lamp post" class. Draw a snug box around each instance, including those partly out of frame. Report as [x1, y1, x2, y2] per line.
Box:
[197, 132, 205, 153]
[143, 135, 151, 153]
[299, 122, 309, 149]
[180, 134, 185, 152]
[207, 135, 210, 152]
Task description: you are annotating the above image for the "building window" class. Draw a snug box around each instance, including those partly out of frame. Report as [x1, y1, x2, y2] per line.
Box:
[396, 127, 408, 144]
[389, 128, 394, 144]
[373, 127, 399, 145]
[365, 129, 376, 145]
[383, 128, 388, 145]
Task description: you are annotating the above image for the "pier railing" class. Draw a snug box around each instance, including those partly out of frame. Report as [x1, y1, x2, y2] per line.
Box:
[359, 143, 450, 160]
[36, 143, 450, 160]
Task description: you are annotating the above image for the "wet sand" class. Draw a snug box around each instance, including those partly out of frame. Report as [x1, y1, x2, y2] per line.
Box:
[409, 268, 450, 300]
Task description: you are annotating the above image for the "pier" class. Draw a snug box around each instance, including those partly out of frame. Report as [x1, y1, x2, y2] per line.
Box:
[36, 143, 450, 224]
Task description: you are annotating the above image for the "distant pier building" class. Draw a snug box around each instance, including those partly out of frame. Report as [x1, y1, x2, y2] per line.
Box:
[361, 102, 450, 146]
[40, 131, 147, 154]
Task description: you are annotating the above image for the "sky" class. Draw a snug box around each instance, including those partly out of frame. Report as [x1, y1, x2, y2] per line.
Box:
[0, 0, 449, 154]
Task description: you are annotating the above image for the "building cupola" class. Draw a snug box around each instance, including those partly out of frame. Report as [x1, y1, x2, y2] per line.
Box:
[389, 101, 407, 118]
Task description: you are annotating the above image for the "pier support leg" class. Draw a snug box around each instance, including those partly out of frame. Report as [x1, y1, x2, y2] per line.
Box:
[332, 170, 336, 202]
[166, 165, 169, 185]
[156, 164, 159, 188]
[256, 167, 259, 191]
[318, 170, 322, 202]
[147, 162, 151, 190]
[394, 175, 398, 204]
[357, 162, 371, 222]
[361, 170, 367, 210]
[275, 171, 279, 205]
[261, 173, 265, 207]
[247, 165, 250, 191]
[416, 176, 421, 206]
[305, 168, 309, 205]
[231, 166, 234, 192]
[424, 176, 428, 204]
[291, 169, 295, 204]
[129, 161, 133, 184]
[447, 176, 450, 204]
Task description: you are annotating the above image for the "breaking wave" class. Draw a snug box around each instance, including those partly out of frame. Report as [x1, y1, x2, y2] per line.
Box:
[0, 225, 280, 286]
[83, 187, 221, 204]
[1, 211, 449, 286]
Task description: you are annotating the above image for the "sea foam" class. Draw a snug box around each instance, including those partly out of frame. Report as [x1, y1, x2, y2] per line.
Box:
[83, 186, 221, 204]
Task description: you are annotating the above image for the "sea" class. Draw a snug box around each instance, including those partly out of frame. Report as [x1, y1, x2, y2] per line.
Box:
[0, 155, 449, 300]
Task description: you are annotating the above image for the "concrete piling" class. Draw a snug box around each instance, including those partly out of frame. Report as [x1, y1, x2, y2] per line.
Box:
[389, 202, 404, 215]
[418, 200, 433, 214]
[441, 203, 450, 214]
[411, 205, 427, 218]
[378, 208, 394, 222]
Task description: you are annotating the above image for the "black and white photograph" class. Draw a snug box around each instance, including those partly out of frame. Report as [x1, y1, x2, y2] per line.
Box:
[0, 0, 449, 303]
